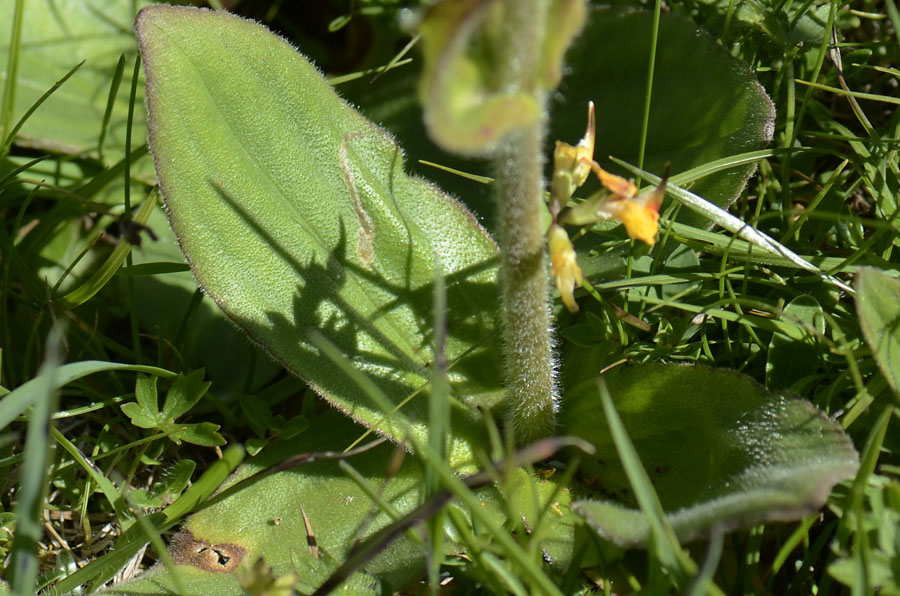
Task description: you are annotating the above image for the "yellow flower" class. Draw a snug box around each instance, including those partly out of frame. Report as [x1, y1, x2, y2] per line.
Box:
[589, 163, 666, 247]
[548, 223, 583, 312]
[550, 101, 666, 248]
[601, 197, 661, 246]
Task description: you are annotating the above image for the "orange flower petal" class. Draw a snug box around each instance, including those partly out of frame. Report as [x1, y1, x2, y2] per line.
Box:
[590, 161, 637, 199]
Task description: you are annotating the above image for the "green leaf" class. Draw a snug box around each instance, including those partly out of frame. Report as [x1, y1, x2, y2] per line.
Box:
[134, 374, 160, 419]
[162, 369, 211, 422]
[551, 9, 775, 218]
[0, 0, 151, 167]
[104, 411, 428, 595]
[503, 468, 580, 569]
[127, 489, 165, 510]
[856, 268, 900, 396]
[130, 459, 197, 509]
[171, 422, 225, 447]
[766, 295, 825, 390]
[280, 415, 309, 439]
[830, 551, 900, 593]
[240, 395, 273, 437]
[136, 6, 503, 471]
[245, 437, 269, 457]
[562, 363, 859, 546]
[122, 370, 224, 445]
[120, 402, 158, 430]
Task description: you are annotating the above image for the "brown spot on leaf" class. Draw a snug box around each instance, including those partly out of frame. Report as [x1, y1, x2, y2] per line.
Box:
[169, 530, 245, 573]
[339, 133, 375, 268]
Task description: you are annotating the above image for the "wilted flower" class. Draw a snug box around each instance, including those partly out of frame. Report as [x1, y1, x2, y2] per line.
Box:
[550, 101, 596, 214]
[548, 223, 583, 312]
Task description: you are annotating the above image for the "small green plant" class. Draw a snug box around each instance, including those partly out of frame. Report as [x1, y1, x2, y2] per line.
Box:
[121, 372, 225, 448]
[1, 0, 897, 594]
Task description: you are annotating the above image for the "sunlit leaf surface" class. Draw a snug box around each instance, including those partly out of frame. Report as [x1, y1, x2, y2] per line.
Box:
[137, 6, 503, 470]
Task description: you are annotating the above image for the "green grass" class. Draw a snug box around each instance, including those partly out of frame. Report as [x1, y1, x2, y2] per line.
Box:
[1, 0, 899, 594]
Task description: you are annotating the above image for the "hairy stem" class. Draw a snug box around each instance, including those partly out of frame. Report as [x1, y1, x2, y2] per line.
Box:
[495, 0, 556, 443]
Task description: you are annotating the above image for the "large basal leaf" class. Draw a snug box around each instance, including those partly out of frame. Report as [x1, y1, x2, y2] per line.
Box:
[562, 363, 858, 546]
[551, 8, 775, 222]
[136, 6, 502, 470]
[856, 268, 900, 396]
[102, 411, 428, 595]
[104, 411, 577, 595]
[0, 0, 151, 169]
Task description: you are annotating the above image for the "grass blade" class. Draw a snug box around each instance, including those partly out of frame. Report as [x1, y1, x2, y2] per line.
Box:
[612, 158, 854, 294]
[427, 261, 449, 593]
[666, 148, 782, 187]
[98, 54, 127, 160]
[58, 190, 158, 307]
[0, 0, 25, 158]
[595, 377, 697, 585]
[51, 428, 133, 528]
[794, 79, 900, 106]
[8, 327, 62, 595]
[636, 0, 662, 187]
[0, 361, 173, 430]
[1, 60, 85, 157]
